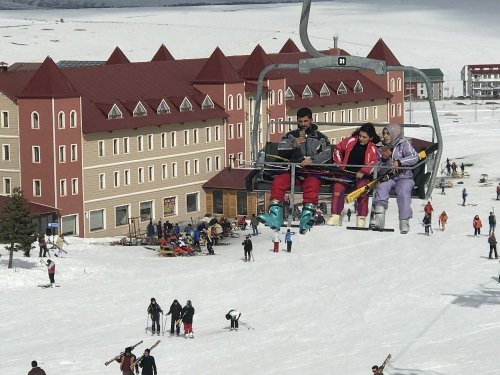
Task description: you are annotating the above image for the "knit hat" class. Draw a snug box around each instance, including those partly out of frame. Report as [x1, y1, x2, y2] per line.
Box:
[145, 349, 151, 353]
[383, 124, 403, 147]
[125, 347, 132, 353]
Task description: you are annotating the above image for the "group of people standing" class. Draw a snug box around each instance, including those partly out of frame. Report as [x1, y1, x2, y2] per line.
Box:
[258, 107, 420, 234]
[147, 298, 195, 338]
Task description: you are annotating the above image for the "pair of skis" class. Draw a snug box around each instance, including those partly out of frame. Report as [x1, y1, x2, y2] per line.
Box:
[130, 340, 161, 369]
[104, 340, 143, 366]
[374, 354, 391, 374]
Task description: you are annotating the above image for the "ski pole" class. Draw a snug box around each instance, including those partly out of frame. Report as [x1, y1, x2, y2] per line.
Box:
[145, 314, 149, 334]
[161, 313, 164, 336]
[251, 250, 255, 261]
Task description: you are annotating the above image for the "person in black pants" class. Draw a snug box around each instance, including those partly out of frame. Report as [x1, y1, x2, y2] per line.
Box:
[242, 235, 253, 261]
[139, 349, 157, 375]
[147, 298, 163, 336]
[166, 299, 182, 336]
[225, 309, 241, 331]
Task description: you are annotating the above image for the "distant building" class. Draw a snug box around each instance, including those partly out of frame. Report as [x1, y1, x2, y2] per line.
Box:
[461, 64, 500, 98]
[0, 38, 404, 237]
[404, 68, 444, 100]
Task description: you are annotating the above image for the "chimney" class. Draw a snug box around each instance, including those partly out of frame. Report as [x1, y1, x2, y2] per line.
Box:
[333, 36, 339, 55]
[0, 61, 8, 72]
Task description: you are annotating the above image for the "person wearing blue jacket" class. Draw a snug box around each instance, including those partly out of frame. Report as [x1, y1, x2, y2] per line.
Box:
[283, 229, 296, 252]
[369, 124, 419, 234]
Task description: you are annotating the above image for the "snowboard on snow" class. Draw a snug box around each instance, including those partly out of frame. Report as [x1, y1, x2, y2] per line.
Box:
[346, 226, 395, 232]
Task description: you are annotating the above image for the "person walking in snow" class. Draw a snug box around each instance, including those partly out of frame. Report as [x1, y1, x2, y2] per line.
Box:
[242, 235, 253, 261]
[147, 298, 163, 336]
[225, 309, 241, 331]
[473, 215, 482, 237]
[497, 183, 500, 200]
[462, 188, 468, 206]
[250, 214, 259, 236]
[439, 178, 446, 195]
[488, 211, 496, 235]
[272, 229, 281, 253]
[38, 235, 48, 257]
[424, 201, 434, 221]
[166, 299, 182, 336]
[346, 208, 352, 222]
[488, 232, 498, 259]
[439, 211, 448, 231]
[445, 158, 451, 175]
[138, 349, 157, 375]
[460, 162, 465, 176]
[283, 229, 296, 252]
[423, 214, 432, 236]
[27, 360, 46, 375]
[54, 235, 68, 257]
[116, 346, 139, 375]
[181, 300, 195, 338]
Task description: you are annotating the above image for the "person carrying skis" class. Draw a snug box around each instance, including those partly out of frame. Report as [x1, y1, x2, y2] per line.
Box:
[371, 365, 384, 375]
[147, 298, 163, 336]
[242, 235, 253, 261]
[28, 360, 46, 375]
[181, 300, 195, 338]
[473, 215, 482, 237]
[439, 211, 448, 231]
[258, 107, 332, 234]
[38, 235, 48, 257]
[166, 299, 182, 336]
[225, 309, 241, 331]
[328, 123, 380, 228]
[116, 347, 139, 375]
[283, 229, 296, 252]
[488, 232, 498, 259]
[54, 235, 68, 257]
[44, 259, 55, 286]
[272, 229, 281, 253]
[138, 349, 157, 375]
[488, 211, 496, 235]
[369, 124, 419, 234]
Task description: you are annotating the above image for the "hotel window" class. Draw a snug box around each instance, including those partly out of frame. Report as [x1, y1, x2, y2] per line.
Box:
[341, 110, 346, 123]
[124, 169, 130, 186]
[206, 157, 212, 172]
[172, 162, 178, 178]
[347, 109, 352, 123]
[115, 205, 129, 227]
[331, 111, 336, 123]
[236, 94, 243, 110]
[57, 111, 65, 129]
[194, 159, 199, 175]
[397, 78, 402, 91]
[357, 108, 362, 121]
[98, 140, 105, 157]
[137, 136, 144, 152]
[237, 123, 242, 138]
[397, 104, 402, 117]
[138, 167, 144, 183]
[193, 129, 199, 144]
[70, 110, 77, 128]
[162, 164, 168, 180]
[184, 160, 191, 176]
[140, 201, 153, 222]
[33, 179, 41, 197]
[228, 124, 234, 139]
[186, 192, 199, 213]
[71, 144, 77, 161]
[71, 178, 78, 195]
[324, 112, 328, 122]
[268, 90, 275, 106]
[59, 179, 67, 196]
[314, 113, 319, 123]
[1, 111, 9, 128]
[277, 89, 283, 105]
[278, 119, 284, 133]
[227, 95, 234, 110]
[3, 177, 11, 195]
[59, 145, 66, 163]
[237, 152, 243, 166]
[215, 126, 220, 141]
[161, 132, 167, 149]
[184, 130, 189, 145]
[171, 131, 177, 147]
[391, 104, 396, 117]
[113, 138, 119, 155]
[147, 134, 153, 150]
[89, 209, 104, 232]
[390, 78, 395, 92]
[113, 171, 120, 187]
[2, 144, 10, 161]
[364, 107, 369, 121]
[148, 166, 154, 182]
[228, 153, 235, 167]
[99, 173, 105, 190]
[373, 106, 378, 119]
[31, 112, 39, 129]
[215, 156, 221, 171]
[205, 127, 211, 143]
[123, 137, 129, 154]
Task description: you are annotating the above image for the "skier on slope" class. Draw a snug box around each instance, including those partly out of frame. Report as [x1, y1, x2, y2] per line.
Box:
[181, 300, 195, 338]
[225, 309, 241, 331]
[166, 299, 183, 336]
[115, 347, 139, 375]
[147, 298, 163, 336]
[43, 259, 56, 286]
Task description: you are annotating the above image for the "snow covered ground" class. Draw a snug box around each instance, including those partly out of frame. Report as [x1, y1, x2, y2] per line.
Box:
[1, 1, 500, 374]
[1, 100, 500, 374]
[0, 0, 499, 96]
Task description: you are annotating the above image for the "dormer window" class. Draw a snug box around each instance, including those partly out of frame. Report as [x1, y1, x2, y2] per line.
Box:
[320, 83, 330, 97]
[108, 104, 123, 120]
[337, 82, 348, 95]
[285, 87, 294, 100]
[180, 97, 193, 112]
[133, 101, 147, 118]
[302, 85, 313, 99]
[157, 99, 170, 115]
[201, 95, 215, 110]
[353, 80, 363, 93]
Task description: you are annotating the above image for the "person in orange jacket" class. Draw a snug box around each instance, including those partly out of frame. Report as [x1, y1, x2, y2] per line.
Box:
[439, 211, 448, 231]
[473, 215, 482, 237]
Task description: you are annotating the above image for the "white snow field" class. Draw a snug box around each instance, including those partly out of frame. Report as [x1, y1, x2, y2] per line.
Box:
[1, 1, 500, 374]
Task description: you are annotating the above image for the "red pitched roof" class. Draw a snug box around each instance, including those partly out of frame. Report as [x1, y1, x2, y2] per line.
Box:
[367, 38, 401, 66]
[238, 44, 275, 80]
[0, 196, 59, 216]
[279, 38, 301, 53]
[105, 47, 130, 65]
[151, 44, 175, 62]
[193, 47, 243, 84]
[202, 167, 252, 190]
[19, 56, 78, 99]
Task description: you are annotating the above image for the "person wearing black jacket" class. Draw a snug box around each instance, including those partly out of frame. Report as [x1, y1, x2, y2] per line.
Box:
[147, 298, 163, 336]
[181, 300, 195, 338]
[139, 349, 157, 375]
[166, 299, 182, 336]
[242, 235, 253, 261]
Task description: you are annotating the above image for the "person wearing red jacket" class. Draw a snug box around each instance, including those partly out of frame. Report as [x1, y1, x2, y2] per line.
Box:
[473, 215, 482, 237]
[45, 259, 55, 286]
[327, 123, 380, 228]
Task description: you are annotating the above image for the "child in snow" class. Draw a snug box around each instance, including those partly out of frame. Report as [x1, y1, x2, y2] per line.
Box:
[44, 259, 56, 286]
[473, 215, 482, 237]
[225, 309, 241, 331]
[272, 229, 281, 253]
[423, 214, 432, 236]
[439, 211, 448, 231]
[241, 235, 253, 261]
[283, 229, 296, 252]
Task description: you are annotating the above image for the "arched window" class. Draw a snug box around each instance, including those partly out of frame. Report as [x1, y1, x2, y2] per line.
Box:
[236, 94, 243, 110]
[70, 110, 77, 128]
[57, 111, 65, 129]
[390, 78, 396, 92]
[227, 95, 234, 110]
[31, 112, 39, 129]
[277, 89, 283, 105]
[397, 78, 402, 92]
